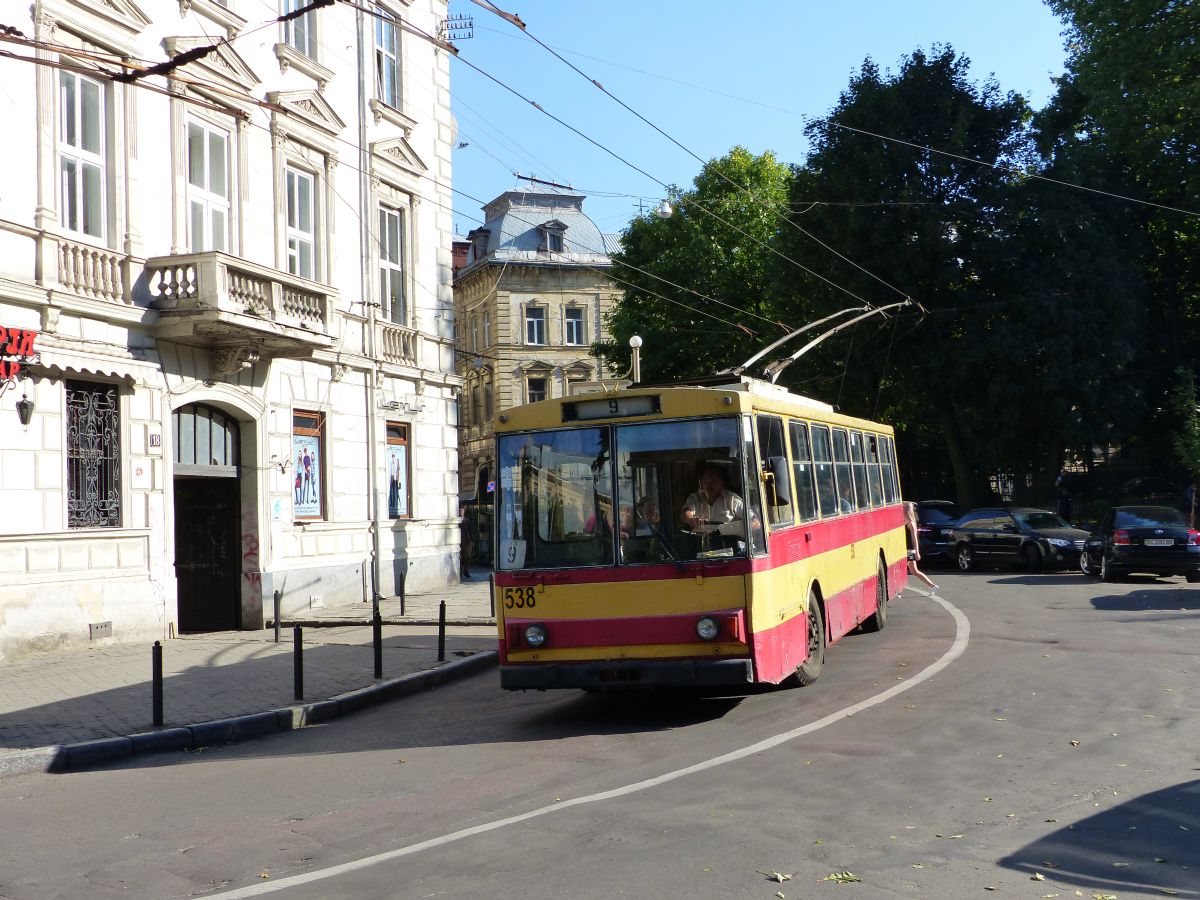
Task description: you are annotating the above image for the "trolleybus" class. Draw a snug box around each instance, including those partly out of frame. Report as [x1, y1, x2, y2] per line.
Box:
[492, 375, 907, 690]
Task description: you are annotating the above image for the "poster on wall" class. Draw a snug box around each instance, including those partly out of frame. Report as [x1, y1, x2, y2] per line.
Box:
[386, 443, 408, 518]
[292, 433, 322, 518]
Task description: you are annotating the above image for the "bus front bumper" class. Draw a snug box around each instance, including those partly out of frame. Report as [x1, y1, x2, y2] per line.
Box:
[500, 658, 754, 690]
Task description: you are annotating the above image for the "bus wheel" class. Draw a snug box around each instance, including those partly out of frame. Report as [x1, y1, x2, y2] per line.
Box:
[796, 591, 825, 686]
[860, 560, 887, 633]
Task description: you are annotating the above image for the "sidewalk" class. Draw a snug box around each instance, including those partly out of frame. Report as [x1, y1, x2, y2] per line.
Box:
[0, 574, 498, 779]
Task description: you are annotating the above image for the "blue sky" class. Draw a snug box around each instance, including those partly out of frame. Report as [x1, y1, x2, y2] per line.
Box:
[446, 0, 1069, 236]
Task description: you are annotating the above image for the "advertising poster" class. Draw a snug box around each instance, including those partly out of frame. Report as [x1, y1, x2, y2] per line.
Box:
[386, 443, 408, 518]
[292, 434, 322, 518]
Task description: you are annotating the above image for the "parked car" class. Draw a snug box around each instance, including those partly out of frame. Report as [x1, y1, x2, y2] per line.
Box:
[915, 500, 962, 561]
[950, 507, 1089, 572]
[1079, 505, 1200, 582]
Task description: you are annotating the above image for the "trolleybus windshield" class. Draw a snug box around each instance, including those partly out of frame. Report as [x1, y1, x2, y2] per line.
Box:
[497, 417, 765, 571]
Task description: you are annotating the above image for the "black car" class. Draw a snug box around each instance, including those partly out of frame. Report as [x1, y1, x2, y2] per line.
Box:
[950, 507, 1089, 572]
[915, 500, 962, 561]
[1080, 505, 1200, 582]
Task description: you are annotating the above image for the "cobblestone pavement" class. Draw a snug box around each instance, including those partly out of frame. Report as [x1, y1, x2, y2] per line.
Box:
[0, 576, 497, 756]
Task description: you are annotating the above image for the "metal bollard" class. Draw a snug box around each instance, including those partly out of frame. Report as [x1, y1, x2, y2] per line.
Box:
[273, 590, 282, 644]
[293, 625, 304, 701]
[398, 570, 406, 617]
[373, 606, 383, 679]
[152, 640, 163, 727]
[437, 599, 446, 662]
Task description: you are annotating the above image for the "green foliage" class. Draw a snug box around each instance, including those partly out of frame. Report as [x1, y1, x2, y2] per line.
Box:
[1169, 368, 1200, 479]
[594, 147, 793, 381]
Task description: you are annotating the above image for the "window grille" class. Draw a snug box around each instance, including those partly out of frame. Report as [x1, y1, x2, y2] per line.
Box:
[67, 380, 120, 528]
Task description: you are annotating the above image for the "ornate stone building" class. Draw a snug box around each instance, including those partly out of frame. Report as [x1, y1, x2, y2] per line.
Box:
[453, 186, 624, 511]
[0, 0, 460, 661]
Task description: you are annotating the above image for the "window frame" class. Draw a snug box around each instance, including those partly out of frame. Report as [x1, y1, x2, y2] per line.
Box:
[374, 13, 402, 109]
[292, 410, 325, 521]
[524, 304, 547, 346]
[377, 203, 406, 323]
[564, 306, 586, 346]
[285, 164, 317, 280]
[527, 376, 548, 403]
[788, 419, 819, 523]
[186, 117, 231, 253]
[756, 414, 794, 530]
[283, 0, 317, 58]
[58, 69, 107, 242]
[385, 421, 411, 519]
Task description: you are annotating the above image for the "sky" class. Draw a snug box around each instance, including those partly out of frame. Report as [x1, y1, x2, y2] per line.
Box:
[444, 0, 1070, 237]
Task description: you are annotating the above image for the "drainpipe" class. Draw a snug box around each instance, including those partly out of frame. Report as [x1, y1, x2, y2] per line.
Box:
[357, 3, 384, 613]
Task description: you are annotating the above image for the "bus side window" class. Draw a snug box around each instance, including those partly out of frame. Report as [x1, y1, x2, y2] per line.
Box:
[811, 424, 838, 518]
[881, 436, 899, 502]
[756, 415, 793, 529]
[788, 420, 819, 522]
[849, 430, 870, 512]
[831, 428, 856, 514]
[866, 433, 884, 506]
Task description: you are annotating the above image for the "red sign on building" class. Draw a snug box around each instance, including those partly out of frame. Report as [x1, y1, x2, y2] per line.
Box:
[0, 326, 38, 382]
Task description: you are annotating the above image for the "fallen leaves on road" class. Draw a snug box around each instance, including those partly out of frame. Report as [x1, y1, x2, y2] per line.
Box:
[824, 871, 861, 883]
[1069, 740, 1080, 747]
[259, 871, 270, 880]
[1034, 872, 1046, 881]
[759, 871, 792, 884]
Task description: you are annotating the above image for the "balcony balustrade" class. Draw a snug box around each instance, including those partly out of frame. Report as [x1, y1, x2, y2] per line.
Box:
[144, 252, 336, 352]
[376, 319, 418, 368]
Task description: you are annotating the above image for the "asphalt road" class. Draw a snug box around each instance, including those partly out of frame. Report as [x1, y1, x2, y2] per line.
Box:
[2, 569, 1198, 900]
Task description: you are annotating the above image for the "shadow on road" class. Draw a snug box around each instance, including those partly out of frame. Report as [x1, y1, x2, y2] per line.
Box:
[1091, 586, 1200, 612]
[988, 574, 1088, 586]
[999, 779, 1200, 899]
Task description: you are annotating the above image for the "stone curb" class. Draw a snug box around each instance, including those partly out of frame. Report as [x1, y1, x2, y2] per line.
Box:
[0, 650, 498, 779]
[283, 618, 496, 629]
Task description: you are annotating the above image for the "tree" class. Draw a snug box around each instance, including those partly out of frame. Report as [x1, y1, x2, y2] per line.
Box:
[1043, 1, 1200, 479]
[773, 46, 1143, 506]
[594, 147, 793, 381]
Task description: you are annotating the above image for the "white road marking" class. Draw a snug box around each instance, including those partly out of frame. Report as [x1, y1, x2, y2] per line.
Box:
[207, 591, 968, 898]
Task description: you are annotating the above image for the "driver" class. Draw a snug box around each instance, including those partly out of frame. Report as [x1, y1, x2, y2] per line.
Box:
[680, 463, 745, 536]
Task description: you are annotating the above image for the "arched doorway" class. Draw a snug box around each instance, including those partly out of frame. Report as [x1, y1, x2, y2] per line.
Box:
[172, 403, 242, 632]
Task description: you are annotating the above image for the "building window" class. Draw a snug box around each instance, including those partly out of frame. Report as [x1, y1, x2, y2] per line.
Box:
[564, 307, 585, 346]
[482, 311, 490, 347]
[525, 306, 546, 345]
[471, 317, 479, 352]
[471, 383, 482, 423]
[283, 0, 316, 58]
[66, 380, 120, 528]
[187, 120, 230, 253]
[375, 14, 401, 109]
[567, 372, 590, 395]
[286, 166, 316, 279]
[378, 205, 405, 323]
[173, 404, 238, 469]
[292, 410, 324, 519]
[386, 421, 409, 518]
[538, 221, 566, 252]
[527, 376, 548, 403]
[484, 380, 493, 419]
[59, 71, 106, 241]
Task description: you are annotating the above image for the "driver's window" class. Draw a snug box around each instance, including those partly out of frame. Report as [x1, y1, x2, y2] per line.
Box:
[756, 415, 793, 530]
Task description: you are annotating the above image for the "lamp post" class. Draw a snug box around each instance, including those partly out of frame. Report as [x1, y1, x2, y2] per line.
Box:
[628, 335, 642, 385]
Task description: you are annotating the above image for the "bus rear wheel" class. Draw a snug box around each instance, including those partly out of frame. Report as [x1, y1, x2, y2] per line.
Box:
[860, 560, 887, 633]
[795, 591, 825, 686]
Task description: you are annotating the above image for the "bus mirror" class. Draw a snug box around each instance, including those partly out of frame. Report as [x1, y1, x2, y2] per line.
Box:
[765, 456, 792, 506]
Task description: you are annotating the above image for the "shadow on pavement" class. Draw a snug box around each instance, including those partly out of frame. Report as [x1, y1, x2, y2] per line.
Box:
[999, 779, 1200, 899]
[0, 630, 495, 754]
[988, 574, 1089, 586]
[1091, 587, 1200, 612]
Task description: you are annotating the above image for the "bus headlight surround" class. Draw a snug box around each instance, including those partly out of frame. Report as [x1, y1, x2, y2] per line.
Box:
[524, 623, 548, 647]
[696, 616, 720, 641]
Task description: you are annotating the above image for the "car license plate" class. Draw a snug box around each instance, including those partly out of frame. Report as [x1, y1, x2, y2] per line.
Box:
[1143, 538, 1174, 547]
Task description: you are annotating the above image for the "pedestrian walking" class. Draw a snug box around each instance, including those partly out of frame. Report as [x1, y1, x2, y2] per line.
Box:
[904, 501, 938, 591]
[459, 505, 479, 580]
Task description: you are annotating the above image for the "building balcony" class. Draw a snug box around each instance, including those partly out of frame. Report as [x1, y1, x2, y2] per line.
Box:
[143, 252, 336, 355]
[376, 320, 419, 368]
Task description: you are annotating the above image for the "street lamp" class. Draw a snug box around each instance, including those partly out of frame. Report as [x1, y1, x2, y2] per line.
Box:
[629, 335, 643, 384]
[656, 199, 673, 219]
[16, 392, 33, 429]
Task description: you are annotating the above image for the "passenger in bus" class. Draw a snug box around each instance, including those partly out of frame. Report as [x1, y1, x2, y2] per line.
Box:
[681, 463, 746, 537]
[633, 496, 662, 536]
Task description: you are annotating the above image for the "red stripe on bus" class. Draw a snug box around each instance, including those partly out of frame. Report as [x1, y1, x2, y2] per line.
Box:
[504, 608, 747, 651]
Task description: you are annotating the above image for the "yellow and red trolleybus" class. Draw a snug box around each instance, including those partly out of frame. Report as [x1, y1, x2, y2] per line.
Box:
[492, 376, 907, 690]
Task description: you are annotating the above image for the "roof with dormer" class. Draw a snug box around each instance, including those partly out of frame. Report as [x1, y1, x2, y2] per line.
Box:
[458, 186, 621, 276]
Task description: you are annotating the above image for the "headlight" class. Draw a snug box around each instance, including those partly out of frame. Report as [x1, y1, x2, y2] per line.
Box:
[696, 616, 720, 641]
[1048, 538, 1072, 548]
[523, 624, 547, 647]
